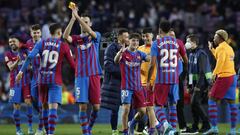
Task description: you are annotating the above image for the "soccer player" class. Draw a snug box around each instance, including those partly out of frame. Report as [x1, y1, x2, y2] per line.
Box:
[16, 23, 75, 135]
[184, 34, 211, 134]
[26, 24, 44, 135]
[203, 30, 238, 135]
[114, 33, 149, 135]
[5, 35, 33, 135]
[138, 28, 157, 135]
[63, 8, 102, 135]
[147, 20, 187, 134]
[101, 28, 129, 135]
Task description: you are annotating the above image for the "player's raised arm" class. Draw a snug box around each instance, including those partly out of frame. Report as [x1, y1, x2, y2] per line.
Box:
[63, 12, 76, 43]
[114, 45, 125, 64]
[72, 8, 97, 39]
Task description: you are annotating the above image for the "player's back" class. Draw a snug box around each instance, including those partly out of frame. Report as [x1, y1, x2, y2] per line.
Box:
[38, 38, 65, 84]
[153, 36, 180, 84]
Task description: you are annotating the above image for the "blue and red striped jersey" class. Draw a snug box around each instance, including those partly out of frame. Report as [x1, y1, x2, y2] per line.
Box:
[26, 39, 41, 82]
[20, 38, 75, 85]
[5, 49, 31, 88]
[120, 50, 147, 91]
[151, 36, 183, 84]
[71, 32, 102, 77]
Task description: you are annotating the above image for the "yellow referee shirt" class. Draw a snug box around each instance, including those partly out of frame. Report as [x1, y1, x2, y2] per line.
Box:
[138, 45, 156, 86]
[211, 41, 236, 77]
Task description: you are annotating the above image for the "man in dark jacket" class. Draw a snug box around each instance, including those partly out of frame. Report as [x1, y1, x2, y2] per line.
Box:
[183, 34, 211, 134]
[101, 28, 129, 135]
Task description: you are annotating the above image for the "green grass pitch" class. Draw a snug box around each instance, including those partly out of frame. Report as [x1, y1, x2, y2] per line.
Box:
[0, 124, 236, 135]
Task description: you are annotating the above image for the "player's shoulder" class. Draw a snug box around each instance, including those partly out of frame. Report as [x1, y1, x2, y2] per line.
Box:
[136, 50, 144, 54]
[4, 50, 12, 57]
[107, 42, 118, 50]
[177, 39, 184, 45]
[151, 40, 159, 47]
[26, 39, 33, 45]
[60, 41, 70, 50]
[60, 41, 69, 46]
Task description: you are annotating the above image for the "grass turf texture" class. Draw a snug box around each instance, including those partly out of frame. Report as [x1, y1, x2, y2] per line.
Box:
[0, 124, 236, 135]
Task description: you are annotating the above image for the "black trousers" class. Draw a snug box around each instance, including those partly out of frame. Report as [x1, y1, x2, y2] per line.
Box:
[191, 90, 209, 129]
[177, 72, 187, 129]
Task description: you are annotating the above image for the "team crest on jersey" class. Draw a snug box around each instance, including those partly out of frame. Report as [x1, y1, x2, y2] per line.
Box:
[137, 56, 141, 60]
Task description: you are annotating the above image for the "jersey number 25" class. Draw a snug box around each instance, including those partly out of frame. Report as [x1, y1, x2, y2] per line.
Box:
[160, 49, 177, 68]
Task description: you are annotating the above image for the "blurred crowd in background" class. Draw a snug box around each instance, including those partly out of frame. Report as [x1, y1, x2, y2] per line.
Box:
[0, 0, 240, 103]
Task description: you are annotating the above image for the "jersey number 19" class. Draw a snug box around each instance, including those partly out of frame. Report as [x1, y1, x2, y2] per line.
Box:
[42, 50, 59, 69]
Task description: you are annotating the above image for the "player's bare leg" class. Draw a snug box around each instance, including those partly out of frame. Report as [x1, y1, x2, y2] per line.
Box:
[25, 98, 34, 135]
[147, 106, 157, 135]
[79, 104, 89, 135]
[129, 107, 146, 135]
[48, 103, 58, 135]
[13, 103, 24, 135]
[88, 104, 100, 134]
[122, 104, 130, 135]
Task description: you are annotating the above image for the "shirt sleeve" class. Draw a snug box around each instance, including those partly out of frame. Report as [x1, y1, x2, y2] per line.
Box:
[63, 43, 75, 70]
[151, 41, 158, 57]
[139, 51, 147, 61]
[20, 40, 42, 72]
[4, 52, 10, 64]
[94, 32, 101, 44]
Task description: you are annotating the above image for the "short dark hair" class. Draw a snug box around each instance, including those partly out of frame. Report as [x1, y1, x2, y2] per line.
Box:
[142, 28, 152, 34]
[81, 13, 92, 20]
[49, 23, 61, 35]
[31, 24, 41, 31]
[129, 33, 141, 40]
[118, 28, 128, 35]
[186, 34, 199, 44]
[9, 34, 21, 41]
[159, 20, 171, 33]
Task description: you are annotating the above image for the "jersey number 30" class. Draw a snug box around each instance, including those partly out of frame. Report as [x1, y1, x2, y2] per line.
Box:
[42, 50, 59, 69]
[160, 49, 177, 67]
